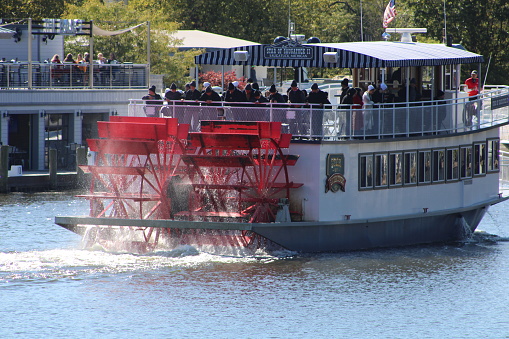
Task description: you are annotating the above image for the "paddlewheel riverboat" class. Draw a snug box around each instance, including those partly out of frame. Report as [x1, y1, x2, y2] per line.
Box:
[56, 36, 509, 253]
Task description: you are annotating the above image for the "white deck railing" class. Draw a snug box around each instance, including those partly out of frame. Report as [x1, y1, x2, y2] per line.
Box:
[0, 62, 148, 89]
[128, 87, 509, 140]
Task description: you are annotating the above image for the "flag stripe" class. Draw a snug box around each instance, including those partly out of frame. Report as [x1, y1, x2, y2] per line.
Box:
[383, 0, 396, 28]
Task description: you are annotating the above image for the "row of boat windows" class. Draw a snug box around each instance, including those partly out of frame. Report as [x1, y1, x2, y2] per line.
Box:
[359, 138, 500, 190]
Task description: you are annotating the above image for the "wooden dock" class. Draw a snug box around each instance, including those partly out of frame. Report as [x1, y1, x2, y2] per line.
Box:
[0, 145, 87, 193]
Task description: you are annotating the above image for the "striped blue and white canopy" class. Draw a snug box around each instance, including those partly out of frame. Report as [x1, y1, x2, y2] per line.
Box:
[194, 41, 484, 68]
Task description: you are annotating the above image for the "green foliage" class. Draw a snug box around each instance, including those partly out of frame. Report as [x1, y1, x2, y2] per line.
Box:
[62, 0, 199, 84]
[4, 0, 509, 85]
[0, 0, 67, 19]
[406, 0, 509, 84]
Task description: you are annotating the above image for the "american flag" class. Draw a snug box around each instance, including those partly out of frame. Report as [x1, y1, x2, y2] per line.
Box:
[383, 0, 396, 28]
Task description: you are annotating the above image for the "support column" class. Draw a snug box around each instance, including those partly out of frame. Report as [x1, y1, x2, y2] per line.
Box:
[76, 146, 88, 188]
[0, 145, 9, 193]
[49, 148, 57, 189]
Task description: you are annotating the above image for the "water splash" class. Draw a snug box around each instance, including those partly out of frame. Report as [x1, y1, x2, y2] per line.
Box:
[457, 216, 474, 242]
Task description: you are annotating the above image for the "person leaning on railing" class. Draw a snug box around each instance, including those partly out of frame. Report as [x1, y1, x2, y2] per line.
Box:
[307, 83, 331, 138]
[268, 84, 285, 103]
[199, 86, 222, 106]
[142, 85, 163, 116]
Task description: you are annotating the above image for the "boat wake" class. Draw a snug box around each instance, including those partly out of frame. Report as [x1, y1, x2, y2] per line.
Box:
[0, 244, 295, 285]
[470, 230, 509, 243]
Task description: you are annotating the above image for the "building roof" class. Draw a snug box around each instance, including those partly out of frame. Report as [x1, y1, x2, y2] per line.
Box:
[195, 40, 484, 68]
[0, 27, 15, 39]
[171, 30, 260, 49]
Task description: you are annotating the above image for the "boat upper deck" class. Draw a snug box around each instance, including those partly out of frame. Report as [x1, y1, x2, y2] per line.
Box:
[128, 86, 509, 141]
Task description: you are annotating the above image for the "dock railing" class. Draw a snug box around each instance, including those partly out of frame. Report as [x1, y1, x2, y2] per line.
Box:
[128, 86, 509, 140]
[0, 62, 148, 89]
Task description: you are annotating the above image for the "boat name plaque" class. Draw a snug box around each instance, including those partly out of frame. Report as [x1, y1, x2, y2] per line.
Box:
[263, 46, 314, 60]
[491, 94, 509, 110]
[325, 154, 346, 193]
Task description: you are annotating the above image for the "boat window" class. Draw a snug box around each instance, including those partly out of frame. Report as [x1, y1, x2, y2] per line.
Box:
[432, 149, 446, 183]
[460, 145, 473, 179]
[389, 152, 403, 187]
[473, 142, 486, 176]
[487, 138, 500, 172]
[359, 154, 374, 189]
[446, 148, 459, 181]
[403, 151, 417, 185]
[418, 150, 432, 184]
[444, 64, 459, 91]
[359, 139, 497, 191]
[374, 153, 388, 188]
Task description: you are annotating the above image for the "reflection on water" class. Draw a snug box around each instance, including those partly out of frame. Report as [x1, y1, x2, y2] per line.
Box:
[0, 192, 508, 338]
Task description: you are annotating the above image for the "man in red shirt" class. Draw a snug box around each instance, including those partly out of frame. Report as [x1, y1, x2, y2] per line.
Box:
[464, 70, 480, 126]
[465, 70, 479, 97]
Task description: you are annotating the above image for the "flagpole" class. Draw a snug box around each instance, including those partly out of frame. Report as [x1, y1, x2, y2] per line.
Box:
[443, 0, 447, 43]
[360, 0, 364, 41]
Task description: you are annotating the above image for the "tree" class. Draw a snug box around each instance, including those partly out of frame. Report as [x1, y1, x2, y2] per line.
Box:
[407, 0, 509, 84]
[63, 0, 201, 85]
[0, 0, 67, 19]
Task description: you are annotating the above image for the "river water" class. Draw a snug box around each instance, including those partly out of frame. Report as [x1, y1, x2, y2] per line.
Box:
[1, 191, 508, 338]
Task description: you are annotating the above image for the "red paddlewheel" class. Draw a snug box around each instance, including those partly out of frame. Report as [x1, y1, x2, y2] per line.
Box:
[79, 117, 190, 247]
[179, 121, 301, 224]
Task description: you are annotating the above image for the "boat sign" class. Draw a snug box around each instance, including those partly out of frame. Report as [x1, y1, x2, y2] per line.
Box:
[325, 154, 346, 193]
[263, 45, 313, 60]
[491, 94, 509, 110]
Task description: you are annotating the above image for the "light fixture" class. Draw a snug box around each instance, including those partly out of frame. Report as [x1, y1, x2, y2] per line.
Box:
[323, 52, 339, 63]
[233, 51, 249, 62]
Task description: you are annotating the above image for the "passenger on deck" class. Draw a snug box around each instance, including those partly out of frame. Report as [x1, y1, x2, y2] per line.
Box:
[185, 81, 201, 101]
[201, 81, 211, 93]
[50, 54, 63, 83]
[63, 54, 75, 63]
[165, 83, 182, 102]
[340, 78, 350, 103]
[268, 84, 285, 103]
[363, 85, 376, 133]
[409, 78, 422, 102]
[243, 83, 255, 102]
[307, 83, 331, 107]
[222, 82, 246, 103]
[199, 86, 221, 105]
[465, 70, 480, 98]
[373, 83, 394, 104]
[307, 83, 330, 138]
[142, 85, 162, 104]
[253, 90, 268, 104]
[142, 85, 163, 116]
[288, 80, 306, 106]
[51, 54, 62, 63]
